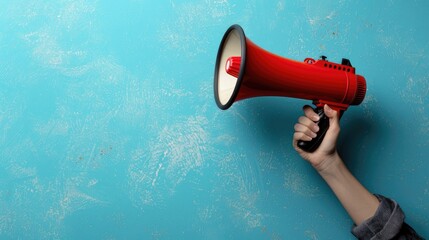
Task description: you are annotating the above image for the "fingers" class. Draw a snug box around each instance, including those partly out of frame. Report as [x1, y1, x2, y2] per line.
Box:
[303, 105, 320, 121]
[293, 104, 341, 158]
[293, 121, 318, 142]
[293, 106, 320, 143]
[294, 123, 317, 139]
[300, 105, 320, 132]
[293, 104, 341, 144]
[292, 120, 318, 152]
[293, 131, 313, 142]
[296, 116, 319, 132]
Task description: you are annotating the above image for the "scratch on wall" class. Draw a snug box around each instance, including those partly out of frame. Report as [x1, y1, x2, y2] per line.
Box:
[361, 94, 378, 121]
[0, 95, 26, 145]
[399, 75, 429, 140]
[376, 25, 427, 68]
[159, 1, 233, 57]
[0, 2, 125, 238]
[128, 116, 209, 209]
[305, 229, 319, 240]
[283, 169, 321, 197]
[19, 0, 97, 71]
[48, 185, 106, 221]
[216, 152, 265, 229]
[279, 151, 322, 197]
[0, 209, 15, 236]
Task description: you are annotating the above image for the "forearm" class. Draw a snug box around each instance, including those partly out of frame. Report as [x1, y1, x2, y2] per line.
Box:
[318, 154, 380, 226]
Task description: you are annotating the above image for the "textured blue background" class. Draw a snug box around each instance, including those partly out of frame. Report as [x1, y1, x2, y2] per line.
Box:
[1, 1, 428, 239]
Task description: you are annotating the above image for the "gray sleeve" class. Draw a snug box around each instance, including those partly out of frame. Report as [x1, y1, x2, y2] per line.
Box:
[351, 195, 405, 240]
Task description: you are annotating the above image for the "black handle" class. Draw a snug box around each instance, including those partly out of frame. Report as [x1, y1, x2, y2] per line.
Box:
[297, 107, 330, 153]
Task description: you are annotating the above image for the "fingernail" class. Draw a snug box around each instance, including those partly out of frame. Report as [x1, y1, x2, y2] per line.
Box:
[312, 115, 320, 121]
[311, 132, 317, 138]
[313, 125, 320, 132]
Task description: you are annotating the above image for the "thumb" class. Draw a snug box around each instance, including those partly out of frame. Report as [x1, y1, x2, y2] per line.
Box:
[316, 104, 341, 155]
[324, 104, 340, 127]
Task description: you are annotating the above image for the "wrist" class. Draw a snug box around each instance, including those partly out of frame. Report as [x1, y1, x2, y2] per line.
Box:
[313, 152, 343, 176]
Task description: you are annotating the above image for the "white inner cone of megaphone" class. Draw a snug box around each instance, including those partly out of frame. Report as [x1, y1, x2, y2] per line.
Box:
[217, 29, 242, 105]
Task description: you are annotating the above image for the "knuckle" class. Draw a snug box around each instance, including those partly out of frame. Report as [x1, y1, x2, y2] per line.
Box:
[293, 132, 303, 140]
[294, 123, 300, 131]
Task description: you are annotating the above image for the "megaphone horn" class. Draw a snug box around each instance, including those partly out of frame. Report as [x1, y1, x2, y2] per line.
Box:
[213, 24, 367, 152]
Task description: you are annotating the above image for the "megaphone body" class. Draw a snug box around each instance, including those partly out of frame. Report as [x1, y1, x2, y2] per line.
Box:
[214, 25, 367, 152]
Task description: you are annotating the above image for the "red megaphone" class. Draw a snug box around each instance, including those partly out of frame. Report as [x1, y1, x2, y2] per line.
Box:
[213, 24, 367, 152]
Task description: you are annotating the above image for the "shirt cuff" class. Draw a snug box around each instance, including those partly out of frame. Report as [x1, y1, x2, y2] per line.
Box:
[351, 194, 405, 240]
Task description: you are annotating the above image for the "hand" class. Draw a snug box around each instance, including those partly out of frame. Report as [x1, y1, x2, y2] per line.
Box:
[293, 105, 381, 226]
[293, 104, 341, 173]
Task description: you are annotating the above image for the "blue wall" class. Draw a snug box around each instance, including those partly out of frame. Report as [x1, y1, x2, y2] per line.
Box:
[1, 1, 428, 239]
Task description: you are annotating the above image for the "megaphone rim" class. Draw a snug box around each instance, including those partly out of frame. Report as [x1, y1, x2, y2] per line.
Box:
[214, 24, 247, 110]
